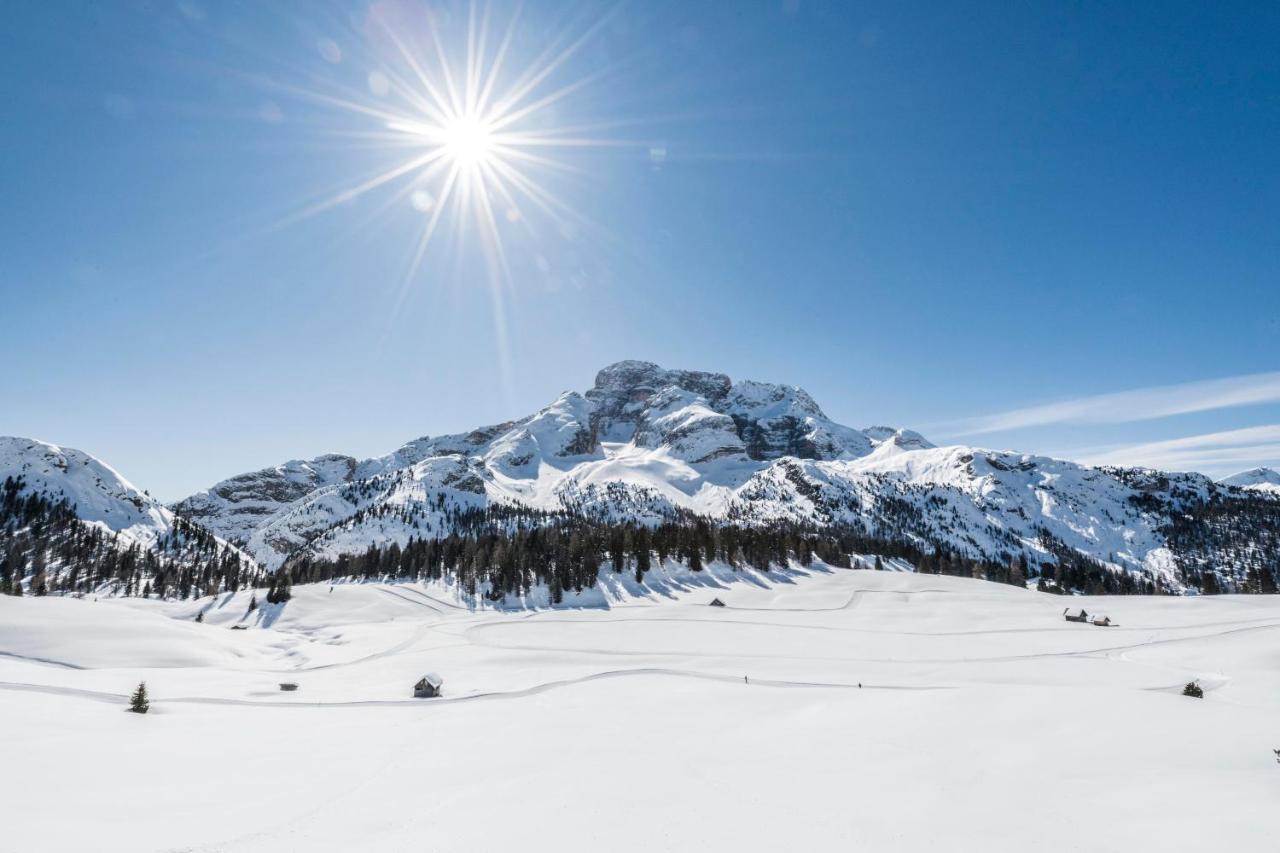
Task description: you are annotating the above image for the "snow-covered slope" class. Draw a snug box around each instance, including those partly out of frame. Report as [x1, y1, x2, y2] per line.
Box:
[1, 436, 173, 549]
[1, 436, 258, 591]
[1221, 467, 1280, 495]
[166, 361, 1279, 591]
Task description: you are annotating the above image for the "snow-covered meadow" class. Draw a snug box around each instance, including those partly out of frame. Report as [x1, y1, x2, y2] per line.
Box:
[2, 564, 1277, 852]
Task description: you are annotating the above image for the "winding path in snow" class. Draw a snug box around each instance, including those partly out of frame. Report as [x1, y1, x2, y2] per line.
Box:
[0, 666, 942, 711]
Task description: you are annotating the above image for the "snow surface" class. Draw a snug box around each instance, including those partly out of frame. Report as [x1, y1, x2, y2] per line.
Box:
[2, 565, 1277, 852]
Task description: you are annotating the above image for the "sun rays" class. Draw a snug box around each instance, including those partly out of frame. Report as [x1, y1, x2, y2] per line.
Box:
[275, 0, 622, 290]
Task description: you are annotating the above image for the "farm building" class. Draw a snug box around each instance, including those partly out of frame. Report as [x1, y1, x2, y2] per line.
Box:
[1090, 614, 1112, 627]
[709, 598, 726, 607]
[413, 673, 443, 698]
[1063, 607, 1089, 623]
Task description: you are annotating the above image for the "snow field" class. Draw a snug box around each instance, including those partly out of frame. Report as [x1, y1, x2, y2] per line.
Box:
[2, 565, 1278, 852]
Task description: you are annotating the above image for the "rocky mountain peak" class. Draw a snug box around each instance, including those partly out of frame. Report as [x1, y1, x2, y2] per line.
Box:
[589, 361, 732, 406]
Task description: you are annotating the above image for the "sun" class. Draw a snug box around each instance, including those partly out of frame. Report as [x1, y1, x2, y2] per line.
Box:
[269, 1, 624, 398]
[275, 1, 624, 280]
[440, 113, 496, 168]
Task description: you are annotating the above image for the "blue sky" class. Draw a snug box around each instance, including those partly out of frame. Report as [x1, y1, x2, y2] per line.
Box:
[2, 0, 1278, 500]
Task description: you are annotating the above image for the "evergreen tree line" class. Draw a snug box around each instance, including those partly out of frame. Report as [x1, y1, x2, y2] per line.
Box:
[282, 517, 1166, 602]
[1162, 495, 1280, 594]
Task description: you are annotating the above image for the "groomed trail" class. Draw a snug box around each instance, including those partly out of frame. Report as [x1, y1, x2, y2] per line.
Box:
[3, 564, 1279, 853]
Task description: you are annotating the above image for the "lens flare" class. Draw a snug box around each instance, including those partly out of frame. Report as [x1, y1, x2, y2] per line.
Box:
[263, 1, 632, 403]
[272, 1, 626, 282]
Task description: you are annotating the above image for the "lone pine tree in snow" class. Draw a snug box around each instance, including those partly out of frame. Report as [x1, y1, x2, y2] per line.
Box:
[1182, 681, 1204, 699]
[128, 682, 150, 714]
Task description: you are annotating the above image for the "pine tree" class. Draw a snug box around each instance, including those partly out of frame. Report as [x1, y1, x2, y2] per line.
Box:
[1182, 681, 1203, 699]
[873, 556, 884, 571]
[1007, 558, 1026, 588]
[128, 681, 150, 714]
[549, 570, 563, 605]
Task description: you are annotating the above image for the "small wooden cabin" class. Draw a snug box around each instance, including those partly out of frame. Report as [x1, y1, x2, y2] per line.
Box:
[414, 673, 443, 698]
[279, 682, 299, 692]
[1090, 614, 1112, 627]
[709, 598, 726, 608]
[1063, 607, 1089, 623]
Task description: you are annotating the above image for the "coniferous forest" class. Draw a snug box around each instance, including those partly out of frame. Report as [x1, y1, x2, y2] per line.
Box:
[1, 476, 261, 599]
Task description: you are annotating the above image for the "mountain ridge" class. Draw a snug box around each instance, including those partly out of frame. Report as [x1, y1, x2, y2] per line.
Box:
[162, 361, 1277, 592]
[5, 361, 1277, 596]
[1220, 467, 1280, 494]
[1, 436, 260, 596]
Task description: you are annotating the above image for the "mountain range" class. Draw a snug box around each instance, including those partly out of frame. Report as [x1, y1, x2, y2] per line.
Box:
[5, 361, 1279, 595]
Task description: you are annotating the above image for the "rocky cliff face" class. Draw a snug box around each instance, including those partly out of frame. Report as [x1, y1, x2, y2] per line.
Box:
[173, 454, 359, 546]
[581, 360, 908, 464]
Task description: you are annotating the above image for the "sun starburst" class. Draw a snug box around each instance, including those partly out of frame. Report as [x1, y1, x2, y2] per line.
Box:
[258, 1, 631, 402]
[277, 1, 623, 284]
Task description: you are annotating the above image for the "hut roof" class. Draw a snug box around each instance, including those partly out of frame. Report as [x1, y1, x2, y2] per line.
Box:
[1063, 607, 1088, 618]
[419, 672, 443, 689]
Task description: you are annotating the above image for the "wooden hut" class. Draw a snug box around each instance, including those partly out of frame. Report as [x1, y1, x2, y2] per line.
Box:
[413, 673, 443, 698]
[709, 598, 726, 607]
[279, 682, 299, 692]
[1090, 614, 1112, 627]
[1063, 606, 1089, 623]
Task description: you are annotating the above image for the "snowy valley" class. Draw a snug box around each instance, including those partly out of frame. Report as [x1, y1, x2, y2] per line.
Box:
[3, 364, 1280, 852]
[2, 566, 1278, 852]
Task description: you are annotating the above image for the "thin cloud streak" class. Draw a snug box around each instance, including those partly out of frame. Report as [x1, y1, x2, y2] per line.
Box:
[1075, 424, 1280, 476]
[946, 371, 1280, 435]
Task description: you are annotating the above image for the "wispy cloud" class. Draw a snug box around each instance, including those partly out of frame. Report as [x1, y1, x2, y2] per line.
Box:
[1074, 424, 1280, 476]
[945, 371, 1280, 435]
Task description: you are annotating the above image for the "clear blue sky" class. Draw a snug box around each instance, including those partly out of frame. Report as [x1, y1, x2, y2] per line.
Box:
[2, 0, 1278, 500]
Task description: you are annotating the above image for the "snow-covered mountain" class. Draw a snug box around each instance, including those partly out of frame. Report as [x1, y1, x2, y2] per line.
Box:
[1, 436, 258, 593]
[172, 454, 360, 546]
[1, 437, 175, 550]
[170, 361, 1278, 590]
[1221, 467, 1280, 495]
